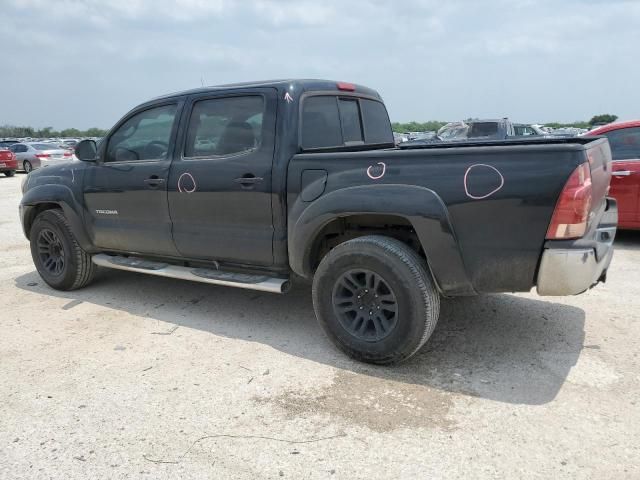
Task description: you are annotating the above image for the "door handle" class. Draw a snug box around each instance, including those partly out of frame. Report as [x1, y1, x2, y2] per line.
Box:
[612, 170, 632, 177]
[144, 176, 165, 187]
[234, 175, 263, 186]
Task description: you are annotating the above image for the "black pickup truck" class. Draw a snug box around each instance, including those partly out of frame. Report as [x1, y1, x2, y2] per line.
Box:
[20, 79, 617, 364]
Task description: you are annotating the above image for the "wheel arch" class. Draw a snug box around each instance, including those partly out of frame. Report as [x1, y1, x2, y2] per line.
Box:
[20, 184, 94, 252]
[288, 184, 476, 296]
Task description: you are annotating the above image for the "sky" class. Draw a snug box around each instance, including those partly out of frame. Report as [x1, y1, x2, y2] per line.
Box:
[1, 0, 638, 130]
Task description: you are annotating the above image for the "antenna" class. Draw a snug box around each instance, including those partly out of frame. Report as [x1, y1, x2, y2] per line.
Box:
[200, 75, 205, 87]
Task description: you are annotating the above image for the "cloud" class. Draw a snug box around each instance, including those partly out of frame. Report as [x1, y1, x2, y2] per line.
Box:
[1, 0, 639, 128]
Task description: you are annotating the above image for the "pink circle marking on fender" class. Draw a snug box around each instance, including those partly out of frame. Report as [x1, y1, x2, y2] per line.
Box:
[463, 164, 504, 200]
[178, 172, 197, 193]
[367, 162, 386, 180]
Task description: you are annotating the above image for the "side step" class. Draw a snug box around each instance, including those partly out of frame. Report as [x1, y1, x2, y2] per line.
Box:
[92, 254, 290, 293]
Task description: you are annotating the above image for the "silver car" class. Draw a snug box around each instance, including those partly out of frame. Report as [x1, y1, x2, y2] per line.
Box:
[9, 142, 72, 172]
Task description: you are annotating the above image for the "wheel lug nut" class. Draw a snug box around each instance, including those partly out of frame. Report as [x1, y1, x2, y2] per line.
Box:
[359, 306, 363, 310]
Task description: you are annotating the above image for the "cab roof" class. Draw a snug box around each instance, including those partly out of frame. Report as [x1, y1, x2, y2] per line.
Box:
[151, 79, 382, 103]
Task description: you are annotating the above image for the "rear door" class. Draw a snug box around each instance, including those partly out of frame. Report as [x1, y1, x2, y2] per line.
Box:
[167, 89, 277, 266]
[603, 127, 640, 228]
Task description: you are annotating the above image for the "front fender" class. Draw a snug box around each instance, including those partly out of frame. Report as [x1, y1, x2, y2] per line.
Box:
[288, 184, 475, 296]
[20, 182, 94, 252]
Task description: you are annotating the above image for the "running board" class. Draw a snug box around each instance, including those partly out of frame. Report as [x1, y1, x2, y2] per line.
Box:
[91, 254, 290, 293]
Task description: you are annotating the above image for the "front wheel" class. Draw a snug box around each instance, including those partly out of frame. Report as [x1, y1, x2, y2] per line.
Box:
[30, 209, 96, 290]
[23, 160, 33, 173]
[4, 170, 15, 177]
[312, 235, 440, 365]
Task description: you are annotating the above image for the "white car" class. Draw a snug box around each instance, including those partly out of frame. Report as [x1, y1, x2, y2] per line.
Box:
[9, 142, 73, 172]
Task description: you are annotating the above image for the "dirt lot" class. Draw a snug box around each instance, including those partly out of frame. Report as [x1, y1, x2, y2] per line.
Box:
[1, 173, 639, 479]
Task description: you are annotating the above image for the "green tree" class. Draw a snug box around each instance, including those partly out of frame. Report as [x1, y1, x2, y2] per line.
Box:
[35, 126, 55, 137]
[391, 121, 447, 133]
[85, 127, 108, 137]
[60, 128, 82, 137]
[589, 114, 617, 126]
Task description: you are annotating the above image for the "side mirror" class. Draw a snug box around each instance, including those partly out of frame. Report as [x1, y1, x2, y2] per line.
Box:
[75, 139, 98, 162]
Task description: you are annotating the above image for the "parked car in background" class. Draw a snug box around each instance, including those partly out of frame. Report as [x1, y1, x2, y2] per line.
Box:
[436, 118, 515, 141]
[62, 139, 79, 149]
[0, 139, 19, 148]
[0, 148, 18, 177]
[586, 120, 640, 230]
[550, 127, 588, 137]
[9, 142, 73, 172]
[514, 124, 547, 136]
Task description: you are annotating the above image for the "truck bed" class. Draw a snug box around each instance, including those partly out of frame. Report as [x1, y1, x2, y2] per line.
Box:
[287, 137, 612, 295]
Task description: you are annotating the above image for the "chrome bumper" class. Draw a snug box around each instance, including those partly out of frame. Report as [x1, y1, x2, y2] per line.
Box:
[537, 198, 617, 296]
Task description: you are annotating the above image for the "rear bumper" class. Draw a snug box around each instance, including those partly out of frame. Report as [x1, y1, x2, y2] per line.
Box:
[537, 197, 617, 296]
[0, 159, 18, 170]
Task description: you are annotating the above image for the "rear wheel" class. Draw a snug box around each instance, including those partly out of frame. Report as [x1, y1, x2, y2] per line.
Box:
[4, 170, 15, 177]
[23, 160, 33, 173]
[30, 209, 96, 290]
[312, 235, 440, 364]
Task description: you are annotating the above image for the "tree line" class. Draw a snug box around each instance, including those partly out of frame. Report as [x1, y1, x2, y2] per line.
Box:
[0, 125, 108, 138]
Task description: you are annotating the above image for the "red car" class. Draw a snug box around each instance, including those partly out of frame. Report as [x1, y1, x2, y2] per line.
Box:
[586, 120, 640, 230]
[0, 148, 18, 177]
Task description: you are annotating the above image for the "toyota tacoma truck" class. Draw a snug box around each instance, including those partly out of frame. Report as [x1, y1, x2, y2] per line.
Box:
[19, 79, 617, 364]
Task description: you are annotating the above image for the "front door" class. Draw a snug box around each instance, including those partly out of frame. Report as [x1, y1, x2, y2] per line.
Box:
[167, 90, 277, 266]
[83, 102, 182, 255]
[605, 127, 640, 229]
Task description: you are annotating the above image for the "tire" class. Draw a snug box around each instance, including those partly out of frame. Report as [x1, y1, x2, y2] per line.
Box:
[312, 235, 440, 365]
[23, 160, 33, 173]
[29, 209, 96, 291]
[4, 170, 15, 177]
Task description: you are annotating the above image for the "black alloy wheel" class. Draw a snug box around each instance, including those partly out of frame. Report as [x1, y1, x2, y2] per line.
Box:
[36, 228, 66, 276]
[332, 268, 399, 342]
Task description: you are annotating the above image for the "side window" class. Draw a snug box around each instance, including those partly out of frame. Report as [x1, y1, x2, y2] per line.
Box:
[605, 127, 640, 161]
[301, 96, 342, 149]
[338, 98, 363, 144]
[184, 96, 264, 158]
[361, 99, 394, 144]
[105, 104, 177, 163]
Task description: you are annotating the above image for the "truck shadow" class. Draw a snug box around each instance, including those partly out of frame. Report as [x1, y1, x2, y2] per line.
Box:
[15, 269, 585, 406]
[615, 229, 640, 250]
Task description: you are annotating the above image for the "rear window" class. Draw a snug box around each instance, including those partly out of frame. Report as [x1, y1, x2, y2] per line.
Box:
[301, 95, 393, 150]
[32, 143, 54, 150]
[468, 122, 499, 138]
[338, 98, 363, 144]
[361, 99, 394, 144]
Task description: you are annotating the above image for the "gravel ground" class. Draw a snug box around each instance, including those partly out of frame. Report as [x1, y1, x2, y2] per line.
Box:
[1, 173, 639, 479]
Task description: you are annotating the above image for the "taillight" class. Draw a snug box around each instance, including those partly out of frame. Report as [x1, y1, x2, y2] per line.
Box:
[546, 163, 592, 239]
[63, 152, 72, 157]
